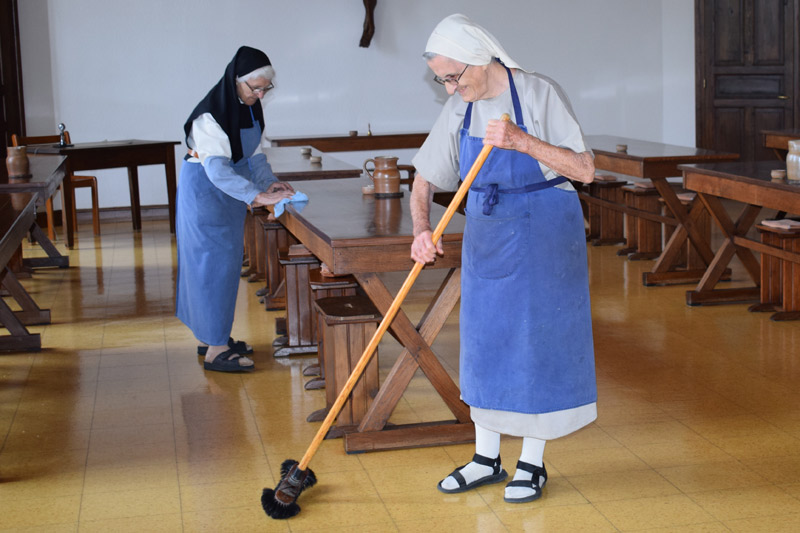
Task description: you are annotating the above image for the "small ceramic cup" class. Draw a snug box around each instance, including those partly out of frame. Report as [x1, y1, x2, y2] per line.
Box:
[309, 155, 322, 164]
[300, 147, 312, 156]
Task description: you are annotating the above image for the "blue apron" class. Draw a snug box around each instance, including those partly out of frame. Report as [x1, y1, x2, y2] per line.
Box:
[175, 110, 262, 345]
[459, 66, 597, 415]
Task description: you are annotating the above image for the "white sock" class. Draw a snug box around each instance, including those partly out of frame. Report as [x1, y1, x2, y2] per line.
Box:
[505, 437, 546, 501]
[439, 424, 500, 490]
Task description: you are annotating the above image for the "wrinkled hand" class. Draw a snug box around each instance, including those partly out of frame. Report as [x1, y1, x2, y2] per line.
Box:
[483, 119, 528, 152]
[252, 188, 294, 207]
[410, 229, 443, 264]
[267, 181, 295, 194]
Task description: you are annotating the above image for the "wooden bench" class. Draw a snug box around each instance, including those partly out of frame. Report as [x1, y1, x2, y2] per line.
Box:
[306, 295, 382, 436]
[584, 175, 627, 245]
[0, 193, 51, 352]
[618, 184, 663, 260]
[303, 268, 359, 390]
[749, 222, 800, 321]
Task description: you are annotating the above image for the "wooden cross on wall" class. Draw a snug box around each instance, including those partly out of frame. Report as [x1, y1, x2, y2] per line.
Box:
[360, 0, 377, 47]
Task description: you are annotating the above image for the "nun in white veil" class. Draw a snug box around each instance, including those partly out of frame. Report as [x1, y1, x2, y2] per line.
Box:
[410, 14, 597, 504]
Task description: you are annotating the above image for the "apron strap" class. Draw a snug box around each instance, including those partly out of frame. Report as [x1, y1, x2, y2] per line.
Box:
[471, 176, 568, 215]
[463, 60, 524, 132]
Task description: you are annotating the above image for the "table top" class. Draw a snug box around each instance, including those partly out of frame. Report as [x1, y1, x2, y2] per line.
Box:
[0, 154, 67, 204]
[586, 135, 739, 179]
[265, 147, 362, 181]
[268, 131, 428, 152]
[762, 129, 800, 150]
[586, 135, 739, 162]
[26, 139, 180, 155]
[680, 160, 800, 212]
[278, 178, 464, 274]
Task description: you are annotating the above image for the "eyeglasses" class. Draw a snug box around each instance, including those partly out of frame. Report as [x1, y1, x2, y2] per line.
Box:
[244, 80, 274, 95]
[433, 64, 469, 86]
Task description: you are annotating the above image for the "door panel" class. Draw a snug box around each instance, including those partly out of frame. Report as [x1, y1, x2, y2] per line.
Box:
[696, 0, 797, 161]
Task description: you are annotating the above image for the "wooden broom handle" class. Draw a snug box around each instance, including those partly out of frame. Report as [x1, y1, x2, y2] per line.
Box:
[298, 113, 510, 470]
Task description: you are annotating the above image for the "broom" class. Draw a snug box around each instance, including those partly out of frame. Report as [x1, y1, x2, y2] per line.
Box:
[262, 113, 510, 520]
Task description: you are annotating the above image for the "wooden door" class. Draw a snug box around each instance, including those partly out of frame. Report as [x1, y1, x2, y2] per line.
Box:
[696, 0, 798, 160]
[0, 0, 25, 160]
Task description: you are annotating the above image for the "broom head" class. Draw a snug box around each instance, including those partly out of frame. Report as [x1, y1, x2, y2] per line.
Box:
[262, 459, 317, 519]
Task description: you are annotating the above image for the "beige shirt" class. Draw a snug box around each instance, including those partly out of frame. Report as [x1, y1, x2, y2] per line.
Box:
[412, 70, 590, 192]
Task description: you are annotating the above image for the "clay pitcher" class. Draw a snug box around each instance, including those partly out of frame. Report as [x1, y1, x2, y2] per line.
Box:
[787, 139, 800, 182]
[364, 156, 400, 195]
[6, 145, 30, 178]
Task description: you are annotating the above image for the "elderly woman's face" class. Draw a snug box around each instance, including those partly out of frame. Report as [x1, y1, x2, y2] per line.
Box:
[236, 76, 273, 106]
[427, 55, 483, 102]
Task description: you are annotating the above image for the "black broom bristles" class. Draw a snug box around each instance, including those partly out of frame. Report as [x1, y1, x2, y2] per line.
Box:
[262, 459, 317, 519]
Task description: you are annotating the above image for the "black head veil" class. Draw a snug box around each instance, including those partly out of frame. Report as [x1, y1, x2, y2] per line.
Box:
[183, 46, 271, 162]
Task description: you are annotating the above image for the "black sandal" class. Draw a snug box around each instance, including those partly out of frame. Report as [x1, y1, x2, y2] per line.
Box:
[504, 460, 547, 503]
[197, 337, 253, 356]
[437, 453, 508, 494]
[203, 349, 255, 373]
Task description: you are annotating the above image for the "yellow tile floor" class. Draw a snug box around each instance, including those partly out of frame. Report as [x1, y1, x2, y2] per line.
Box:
[1, 216, 800, 532]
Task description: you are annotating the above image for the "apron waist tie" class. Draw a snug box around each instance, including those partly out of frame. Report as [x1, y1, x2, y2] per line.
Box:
[471, 176, 568, 215]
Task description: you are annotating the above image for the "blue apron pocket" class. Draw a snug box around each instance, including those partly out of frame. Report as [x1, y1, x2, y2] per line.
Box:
[464, 210, 529, 280]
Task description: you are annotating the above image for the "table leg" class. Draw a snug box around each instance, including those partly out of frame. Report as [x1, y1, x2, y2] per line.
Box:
[644, 180, 720, 285]
[344, 269, 473, 452]
[164, 145, 177, 234]
[62, 171, 76, 249]
[127, 166, 142, 231]
[686, 196, 761, 305]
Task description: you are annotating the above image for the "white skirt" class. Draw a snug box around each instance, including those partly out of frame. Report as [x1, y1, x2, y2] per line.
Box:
[470, 402, 597, 440]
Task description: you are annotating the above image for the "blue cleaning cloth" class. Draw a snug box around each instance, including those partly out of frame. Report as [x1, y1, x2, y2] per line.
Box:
[273, 190, 309, 217]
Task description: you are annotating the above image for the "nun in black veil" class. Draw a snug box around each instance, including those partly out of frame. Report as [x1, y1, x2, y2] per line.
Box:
[176, 46, 294, 373]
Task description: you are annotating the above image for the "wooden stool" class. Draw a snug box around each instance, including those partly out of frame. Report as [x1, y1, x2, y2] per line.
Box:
[661, 193, 711, 271]
[306, 295, 382, 435]
[749, 223, 800, 321]
[261, 219, 294, 311]
[618, 184, 662, 260]
[304, 268, 359, 390]
[587, 177, 626, 245]
[272, 245, 320, 357]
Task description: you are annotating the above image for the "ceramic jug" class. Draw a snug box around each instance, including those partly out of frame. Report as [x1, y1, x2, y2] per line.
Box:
[363, 156, 401, 195]
[787, 139, 800, 182]
[6, 145, 30, 178]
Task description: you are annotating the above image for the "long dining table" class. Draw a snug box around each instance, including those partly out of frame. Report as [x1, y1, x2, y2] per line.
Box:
[678, 160, 800, 306]
[584, 135, 739, 285]
[277, 178, 473, 453]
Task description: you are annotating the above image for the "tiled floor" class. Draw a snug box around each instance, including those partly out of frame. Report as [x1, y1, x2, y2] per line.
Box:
[1, 216, 800, 532]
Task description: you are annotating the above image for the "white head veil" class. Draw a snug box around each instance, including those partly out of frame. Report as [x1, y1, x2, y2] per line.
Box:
[424, 13, 530, 72]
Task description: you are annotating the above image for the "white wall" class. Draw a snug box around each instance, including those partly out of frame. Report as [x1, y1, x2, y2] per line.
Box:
[18, 0, 695, 210]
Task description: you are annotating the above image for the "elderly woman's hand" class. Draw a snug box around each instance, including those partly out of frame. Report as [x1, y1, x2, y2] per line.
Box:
[484, 119, 529, 153]
[410, 229, 443, 264]
[252, 188, 294, 207]
[267, 181, 295, 194]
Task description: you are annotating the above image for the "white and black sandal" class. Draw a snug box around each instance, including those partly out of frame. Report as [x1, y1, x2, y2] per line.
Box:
[437, 453, 508, 494]
[504, 460, 547, 503]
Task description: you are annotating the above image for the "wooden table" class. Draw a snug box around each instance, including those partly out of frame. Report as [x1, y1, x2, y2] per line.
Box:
[27, 139, 180, 248]
[278, 178, 473, 453]
[584, 135, 739, 285]
[0, 193, 51, 351]
[679, 160, 800, 306]
[0, 154, 69, 269]
[268, 132, 427, 152]
[762, 129, 800, 158]
[266, 147, 363, 180]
